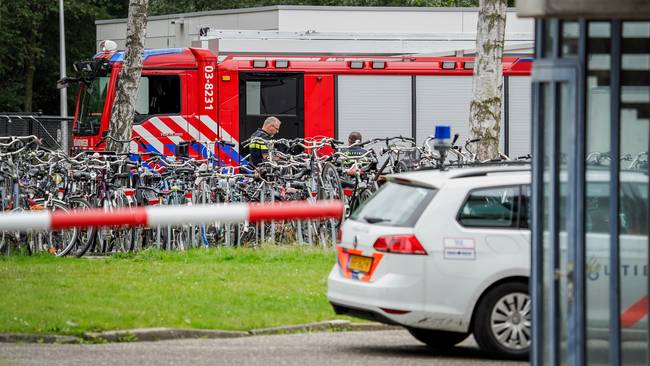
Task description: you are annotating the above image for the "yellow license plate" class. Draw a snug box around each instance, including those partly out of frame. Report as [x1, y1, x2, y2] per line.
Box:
[348, 255, 373, 273]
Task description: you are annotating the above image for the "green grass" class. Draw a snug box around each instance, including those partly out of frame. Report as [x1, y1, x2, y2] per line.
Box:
[0, 247, 348, 336]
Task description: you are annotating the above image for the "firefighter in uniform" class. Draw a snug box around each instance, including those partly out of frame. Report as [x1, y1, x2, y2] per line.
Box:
[248, 116, 281, 168]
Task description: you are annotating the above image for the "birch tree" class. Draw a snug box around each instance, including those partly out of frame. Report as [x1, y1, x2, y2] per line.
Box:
[469, 0, 507, 160]
[107, 0, 148, 153]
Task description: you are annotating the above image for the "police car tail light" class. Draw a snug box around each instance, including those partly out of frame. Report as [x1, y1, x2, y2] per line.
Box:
[373, 235, 427, 255]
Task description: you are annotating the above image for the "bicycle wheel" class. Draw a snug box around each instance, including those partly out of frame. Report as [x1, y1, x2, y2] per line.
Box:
[102, 193, 135, 254]
[31, 199, 78, 257]
[0, 231, 31, 256]
[319, 162, 342, 200]
[394, 160, 409, 173]
[66, 197, 96, 258]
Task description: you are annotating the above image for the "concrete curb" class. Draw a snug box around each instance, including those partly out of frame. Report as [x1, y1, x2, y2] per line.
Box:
[249, 320, 351, 335]
[347, 322, 400, 331]
[0, 321, 399, 344]
[0, 333, 81, 344]
[83, 328, 249, 342]
[249, 320, 399, 335]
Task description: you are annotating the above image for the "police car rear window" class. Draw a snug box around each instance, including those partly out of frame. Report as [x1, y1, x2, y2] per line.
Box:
[350, 181, 436, 227]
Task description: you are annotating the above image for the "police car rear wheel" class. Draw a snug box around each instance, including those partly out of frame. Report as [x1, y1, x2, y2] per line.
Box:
[473, 282, 530, 360]
[407, 328, 469, 349]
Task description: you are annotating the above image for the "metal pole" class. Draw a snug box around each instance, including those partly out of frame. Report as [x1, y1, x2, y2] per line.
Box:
[59, 0, 68, 155]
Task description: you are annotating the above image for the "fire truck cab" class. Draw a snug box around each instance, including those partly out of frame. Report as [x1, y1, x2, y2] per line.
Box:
[71, 45, 532, 165]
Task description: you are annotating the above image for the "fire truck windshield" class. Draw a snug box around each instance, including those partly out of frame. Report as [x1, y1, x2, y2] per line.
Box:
[76, 76, 109, 136]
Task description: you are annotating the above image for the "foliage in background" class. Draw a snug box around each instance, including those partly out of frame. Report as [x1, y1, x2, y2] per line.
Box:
[0, 0, 515, 115]
[0, 1, 128, 113]
[148, 0, 482, 15]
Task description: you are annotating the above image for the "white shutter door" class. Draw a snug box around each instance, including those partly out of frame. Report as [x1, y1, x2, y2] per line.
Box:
[337, 75, 412, 142]
[416, 76, 472, 146]
[416, 76, 505, 151]
[508, 76, 532, 158]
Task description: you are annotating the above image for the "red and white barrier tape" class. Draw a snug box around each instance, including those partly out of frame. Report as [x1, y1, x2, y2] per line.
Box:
[0, 200, 343, 231]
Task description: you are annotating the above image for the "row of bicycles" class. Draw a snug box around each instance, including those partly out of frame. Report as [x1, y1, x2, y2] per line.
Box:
[0, 132, 528, 257]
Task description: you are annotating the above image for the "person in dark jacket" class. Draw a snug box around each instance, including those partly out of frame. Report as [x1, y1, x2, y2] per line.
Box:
[248, 116, 281, 168]
[343, 131, 366, 156]
[342, 131, 370, 176]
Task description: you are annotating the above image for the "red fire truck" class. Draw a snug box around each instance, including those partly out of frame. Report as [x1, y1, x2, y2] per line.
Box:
[70, 46, 532, 164]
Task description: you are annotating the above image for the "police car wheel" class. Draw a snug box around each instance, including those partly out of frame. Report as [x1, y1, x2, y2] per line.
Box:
[407, 327, 469, 349]
[473, 282, 530, 360]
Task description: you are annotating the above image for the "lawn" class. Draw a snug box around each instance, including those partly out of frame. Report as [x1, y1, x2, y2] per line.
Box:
[0, 247, 348, 336]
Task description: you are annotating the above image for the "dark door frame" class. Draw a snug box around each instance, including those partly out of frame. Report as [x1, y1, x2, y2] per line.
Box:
[238, 72, 305, 145]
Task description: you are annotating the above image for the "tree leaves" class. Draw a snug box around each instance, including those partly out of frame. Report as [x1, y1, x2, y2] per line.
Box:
[0, 0, 127, 113]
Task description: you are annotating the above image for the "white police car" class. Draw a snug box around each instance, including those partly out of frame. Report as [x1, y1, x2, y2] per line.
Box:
[327, 165, 648, 359]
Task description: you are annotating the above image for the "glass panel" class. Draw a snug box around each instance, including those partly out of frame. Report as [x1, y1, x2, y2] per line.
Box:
[147, 75, 181, 115]
[561, 21, 579, 58]
[585, 21, 611, 364]
[246, 81, 261, 115]
[245, 77, 298, 116]
[349, 181, 436, 228]
[520, 185, 531, 229]
[458, 186, 519, 228]
[76, 76, 109, 136]
[544, 20, 555, 58]
[620, 20, 650, 366]
[133, 75, 182, 123]
[135, 76, 149, 115]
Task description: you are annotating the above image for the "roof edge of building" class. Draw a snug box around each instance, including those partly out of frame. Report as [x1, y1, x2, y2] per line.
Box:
[95, 5, 521, 25]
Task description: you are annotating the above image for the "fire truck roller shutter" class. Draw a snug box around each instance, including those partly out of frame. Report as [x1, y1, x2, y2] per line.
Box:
[415, 76, 505, 152]
[337, 75, 412, 143]
[507, 76, 532, 159]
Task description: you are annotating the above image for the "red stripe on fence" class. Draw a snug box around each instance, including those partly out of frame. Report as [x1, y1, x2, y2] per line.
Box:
[50, 207, 149, 229]
[248, 200, 343, 222]
[621, 295, 648, 328]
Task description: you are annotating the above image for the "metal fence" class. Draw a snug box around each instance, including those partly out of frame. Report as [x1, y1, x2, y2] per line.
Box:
[0, 113, 73, 151]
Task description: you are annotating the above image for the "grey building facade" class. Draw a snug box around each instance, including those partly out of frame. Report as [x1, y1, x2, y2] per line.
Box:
[96, 6, 534, 56]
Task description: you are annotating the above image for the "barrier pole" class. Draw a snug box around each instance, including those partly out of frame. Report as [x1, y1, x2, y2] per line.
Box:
[0, 200, 344, 232]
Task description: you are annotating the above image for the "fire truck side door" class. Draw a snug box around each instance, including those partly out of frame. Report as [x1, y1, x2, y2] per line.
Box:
[239, 72, 304, 148]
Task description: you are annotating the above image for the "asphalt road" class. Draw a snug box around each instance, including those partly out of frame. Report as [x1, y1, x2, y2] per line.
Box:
[0, 330, 528, 366]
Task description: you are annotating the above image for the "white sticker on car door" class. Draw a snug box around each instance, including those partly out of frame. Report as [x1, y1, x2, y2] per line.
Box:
[443, 238, 476, 260]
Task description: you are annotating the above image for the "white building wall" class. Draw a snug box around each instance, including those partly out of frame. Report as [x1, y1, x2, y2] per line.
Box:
[96, 6, 533, 52]
[96, 7, 280, 49]
[278, 7, 531, 34]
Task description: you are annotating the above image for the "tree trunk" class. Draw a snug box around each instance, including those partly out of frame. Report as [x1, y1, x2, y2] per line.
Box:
[23, 57, 35, 112]
[469, 0, 507, 161]
[107, 0, 148, 153]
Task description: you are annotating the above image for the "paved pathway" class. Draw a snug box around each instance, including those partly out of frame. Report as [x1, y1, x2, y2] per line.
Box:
[0, 330, 528, 366]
